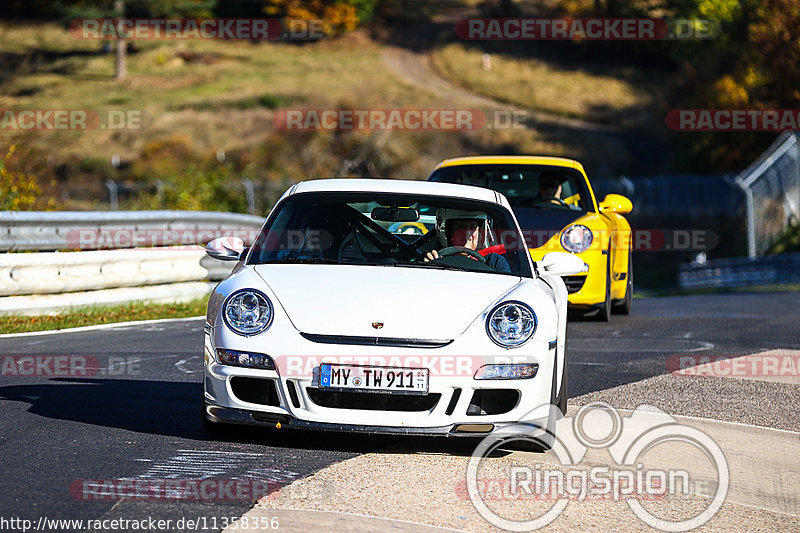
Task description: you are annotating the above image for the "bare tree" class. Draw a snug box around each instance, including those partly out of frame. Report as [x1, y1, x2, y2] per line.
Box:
[113, 0, 127, 80]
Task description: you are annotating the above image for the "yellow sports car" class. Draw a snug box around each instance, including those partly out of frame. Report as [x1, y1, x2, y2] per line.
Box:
[428, 156, 633, 320]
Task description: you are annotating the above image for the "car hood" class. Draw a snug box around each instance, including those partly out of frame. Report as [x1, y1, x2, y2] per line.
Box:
[512, 209, 611, 248]
[253, 264, 521, 339]
[512, 207, 584, 234]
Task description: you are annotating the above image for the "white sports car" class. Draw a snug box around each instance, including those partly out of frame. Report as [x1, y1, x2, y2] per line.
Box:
[202, 178, 586, 448]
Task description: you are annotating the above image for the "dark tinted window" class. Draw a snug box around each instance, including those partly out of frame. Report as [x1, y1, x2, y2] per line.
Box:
[430, 164, 594, 212]
[248, 192, 532, 277]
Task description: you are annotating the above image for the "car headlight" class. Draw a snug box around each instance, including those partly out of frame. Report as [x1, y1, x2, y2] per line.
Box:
[223, 289, 273, 336]
[486, 301, 537, 348]
[560, 224, 593, 253]
[474, 363, 538, 379]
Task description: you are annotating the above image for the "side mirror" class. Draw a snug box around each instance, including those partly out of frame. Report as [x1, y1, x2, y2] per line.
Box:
[205, 236, 245, 261]
[599, 194, 633, 214]
[539, 252, 588, 277]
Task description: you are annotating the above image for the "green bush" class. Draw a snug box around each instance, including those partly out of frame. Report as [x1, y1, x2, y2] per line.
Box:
[0, 146, 42, 211]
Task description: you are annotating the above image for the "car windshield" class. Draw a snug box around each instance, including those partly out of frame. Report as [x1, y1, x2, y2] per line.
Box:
[429, 164, 593, 212]
[248, 191, 532, 277]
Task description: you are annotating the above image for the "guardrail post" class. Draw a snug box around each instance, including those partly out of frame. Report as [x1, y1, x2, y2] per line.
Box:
[745, 187, 756, 259]
[105, 179, 119, 210]
[243, 178, 256, 215]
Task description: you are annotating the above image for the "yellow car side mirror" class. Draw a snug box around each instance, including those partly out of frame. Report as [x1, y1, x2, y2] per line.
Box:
[599, 194, 633, 214]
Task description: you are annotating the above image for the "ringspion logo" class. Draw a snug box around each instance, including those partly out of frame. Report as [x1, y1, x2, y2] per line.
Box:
[467, 403, 729, 531]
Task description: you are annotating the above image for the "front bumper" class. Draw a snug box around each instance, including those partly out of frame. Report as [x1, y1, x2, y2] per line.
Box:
[204, 403, 549, 437]
[530, 248, 606, 306]
[204, 323, 560, 433]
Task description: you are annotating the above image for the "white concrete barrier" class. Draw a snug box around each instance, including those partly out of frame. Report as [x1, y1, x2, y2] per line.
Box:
[0, 282, 217, 316]
[0, 247, 225, 297]
[0, 209, 259, 315]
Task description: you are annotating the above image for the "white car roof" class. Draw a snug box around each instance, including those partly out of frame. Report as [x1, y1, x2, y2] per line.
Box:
[290, 178, 509, 208]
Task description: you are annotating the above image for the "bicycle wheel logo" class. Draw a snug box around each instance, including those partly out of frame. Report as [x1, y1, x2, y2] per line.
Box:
[466, 402, 729, 531]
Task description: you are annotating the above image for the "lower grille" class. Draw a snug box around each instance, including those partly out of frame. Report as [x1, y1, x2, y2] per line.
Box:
[230, 377, 280, 406]
[563, 275, 587, 294]
[466, 389, 519, 416]
[287, 380, 301, 408]
[306, 388, 440, 412]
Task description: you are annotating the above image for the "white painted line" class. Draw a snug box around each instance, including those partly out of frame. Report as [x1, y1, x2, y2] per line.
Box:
[175, 356, 202, 374]
[719, 498, 800, 518]
[571, 337, 715, 352]
[0, 316, 205, 339]
[571, 404, 800, 436]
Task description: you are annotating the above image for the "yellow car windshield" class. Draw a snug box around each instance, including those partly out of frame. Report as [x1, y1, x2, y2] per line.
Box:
[429, 164, 591, 212]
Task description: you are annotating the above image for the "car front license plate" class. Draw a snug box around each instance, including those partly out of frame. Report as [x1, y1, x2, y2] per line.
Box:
[319, 364, 429, 394]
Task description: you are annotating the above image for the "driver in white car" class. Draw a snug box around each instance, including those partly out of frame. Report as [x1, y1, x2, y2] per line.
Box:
[424, 208, 511, 273]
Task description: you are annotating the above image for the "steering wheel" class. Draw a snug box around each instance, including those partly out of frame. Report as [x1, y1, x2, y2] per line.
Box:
[533, 196, 569, 207]
[436, 246, 487, 263]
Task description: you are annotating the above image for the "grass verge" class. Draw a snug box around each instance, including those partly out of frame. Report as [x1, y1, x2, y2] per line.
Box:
[0, 296, 208, 334]
[1, 22, 648, 205]
[431, 42, 664, 128]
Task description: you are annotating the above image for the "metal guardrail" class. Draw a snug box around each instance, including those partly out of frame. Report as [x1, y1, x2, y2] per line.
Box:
[0, 210, 263, 314]
[0, 210, 264, 251]
[679, 252, 800, 290]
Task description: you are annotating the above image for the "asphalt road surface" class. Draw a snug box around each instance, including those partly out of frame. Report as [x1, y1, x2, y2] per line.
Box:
[1, 291, 798, 532]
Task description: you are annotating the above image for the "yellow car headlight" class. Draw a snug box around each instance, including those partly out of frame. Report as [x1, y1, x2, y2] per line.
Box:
[560, 224, 593, 253]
